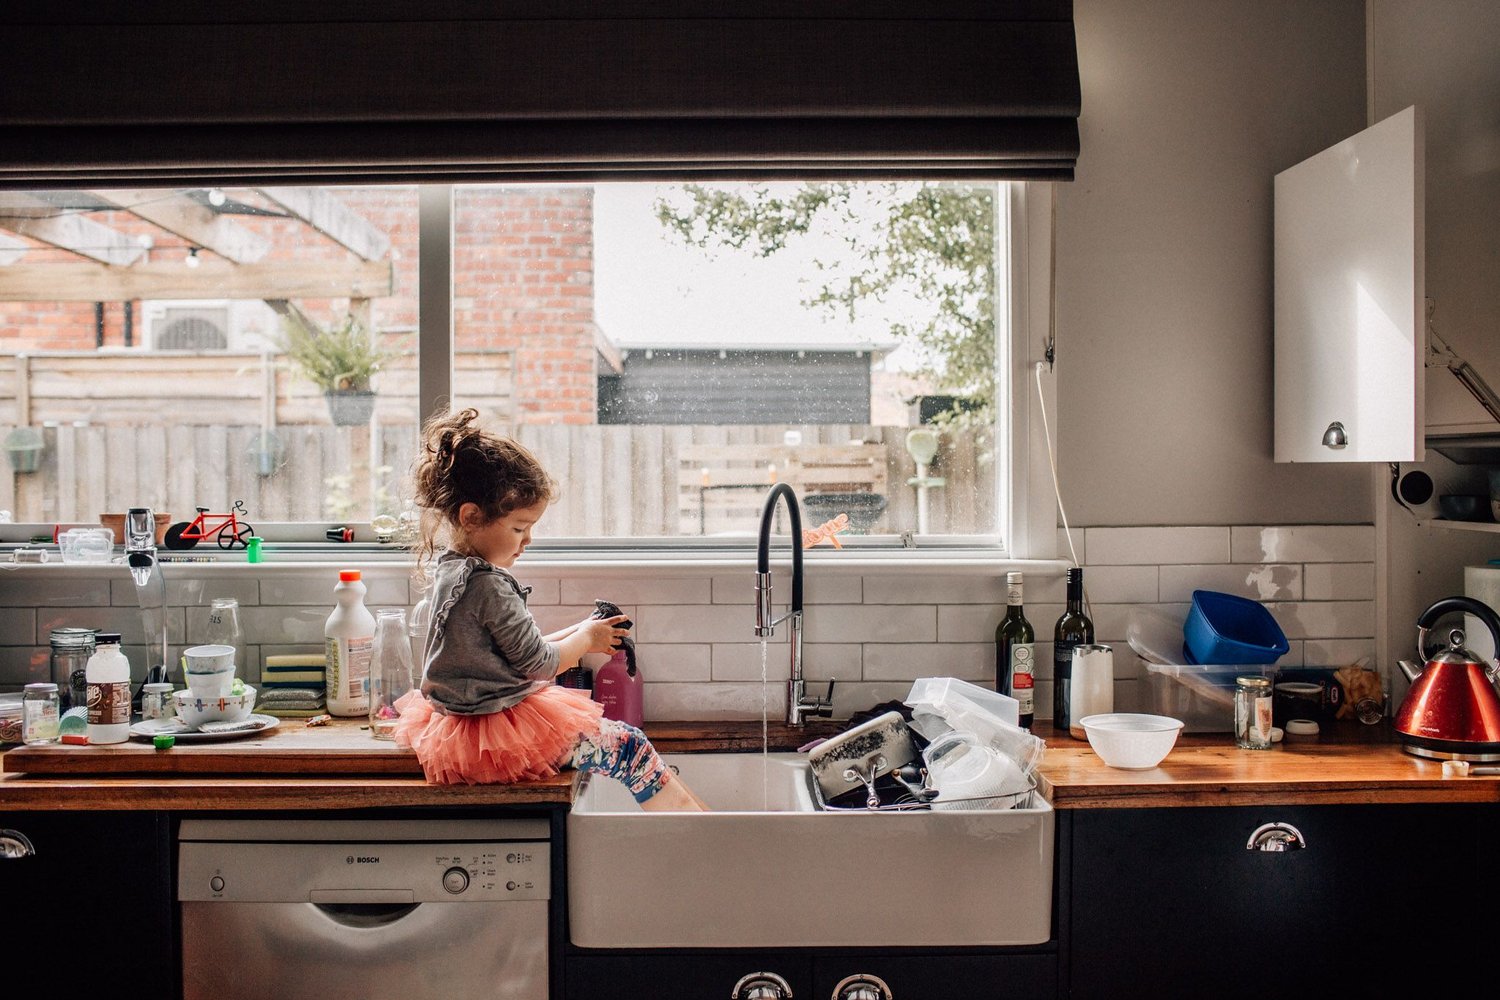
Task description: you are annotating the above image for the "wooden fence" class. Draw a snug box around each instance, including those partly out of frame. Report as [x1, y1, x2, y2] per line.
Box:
[0, 423, 995, 536]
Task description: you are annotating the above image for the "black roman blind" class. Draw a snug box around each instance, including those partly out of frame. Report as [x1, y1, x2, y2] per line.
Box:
[0, 1, 1081, 186]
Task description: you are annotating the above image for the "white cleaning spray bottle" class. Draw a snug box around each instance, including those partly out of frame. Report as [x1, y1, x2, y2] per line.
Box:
[325, 569, 376, 717]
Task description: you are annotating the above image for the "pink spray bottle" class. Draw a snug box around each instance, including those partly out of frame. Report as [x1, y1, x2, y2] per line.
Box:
[589, 599, 643, 728]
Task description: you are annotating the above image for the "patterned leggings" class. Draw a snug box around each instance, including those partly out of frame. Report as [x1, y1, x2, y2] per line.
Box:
[568, 718, 671, 804]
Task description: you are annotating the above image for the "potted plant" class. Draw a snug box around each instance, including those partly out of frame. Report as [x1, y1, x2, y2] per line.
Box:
[276, 312, 391, 426]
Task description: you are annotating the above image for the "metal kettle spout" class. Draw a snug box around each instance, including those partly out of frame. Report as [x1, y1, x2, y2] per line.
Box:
[1398, 659, 1422, 684]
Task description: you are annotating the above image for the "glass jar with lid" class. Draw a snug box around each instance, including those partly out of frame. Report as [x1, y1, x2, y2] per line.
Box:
[49, 626, 96, 712]
[23, 682, 60, 745]
[1235, 675, 1274, 749]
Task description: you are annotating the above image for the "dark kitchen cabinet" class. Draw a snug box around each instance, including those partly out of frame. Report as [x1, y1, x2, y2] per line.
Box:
[0, 811, 175, 994]
[1067, 803, 1500, 999]
[814, 953, 1055, 999]
[564, 952, 812, 999]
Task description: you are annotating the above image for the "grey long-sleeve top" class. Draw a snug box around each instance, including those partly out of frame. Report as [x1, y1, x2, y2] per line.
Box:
[419, 550, 561, 715]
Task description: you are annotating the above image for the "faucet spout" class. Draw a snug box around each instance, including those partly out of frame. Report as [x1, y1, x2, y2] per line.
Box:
[753, 484, 833, 726]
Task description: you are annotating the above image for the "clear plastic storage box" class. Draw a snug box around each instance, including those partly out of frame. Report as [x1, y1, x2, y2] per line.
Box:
[1129, 609, 1273, 733]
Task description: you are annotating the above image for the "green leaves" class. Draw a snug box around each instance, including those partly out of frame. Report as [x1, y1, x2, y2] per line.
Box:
[276, 313, 391, 393]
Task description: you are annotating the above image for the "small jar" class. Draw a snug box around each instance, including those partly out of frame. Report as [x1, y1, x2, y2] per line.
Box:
[141, 682, 174, 721]
[1235, 675, 1274, 750]
[50, 626, 96, 712]
[23, 682, 60, 745]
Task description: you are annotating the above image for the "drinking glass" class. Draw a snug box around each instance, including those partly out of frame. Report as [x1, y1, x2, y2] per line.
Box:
[369, 608, 414, 740]
[204, 598, 245, 681]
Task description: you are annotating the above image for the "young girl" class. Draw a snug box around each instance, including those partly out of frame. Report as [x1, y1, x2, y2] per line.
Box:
[394, 408, 706, 811]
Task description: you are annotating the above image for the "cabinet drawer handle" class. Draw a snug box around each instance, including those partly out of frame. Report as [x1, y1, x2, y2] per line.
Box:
[732, 972, 793, 999]
[0, 829, 36, 859]
[1246, 822, 1306, 852]
[833, 973, 894, 1000]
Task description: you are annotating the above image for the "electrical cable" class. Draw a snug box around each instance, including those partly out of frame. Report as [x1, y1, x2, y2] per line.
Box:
[1035, 360, 1079, 568]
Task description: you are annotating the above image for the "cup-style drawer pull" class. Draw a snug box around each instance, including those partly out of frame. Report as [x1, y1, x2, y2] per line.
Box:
[833, 973, 894, 1000]
[1247, 821, 1307, 852]
[0, 829, 37, 859]
[733, 972, 793, 999]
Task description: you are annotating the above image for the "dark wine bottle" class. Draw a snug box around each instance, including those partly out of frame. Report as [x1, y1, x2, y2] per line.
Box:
[995, 571, 1036, 729]
[1052, 567, 1094, 733]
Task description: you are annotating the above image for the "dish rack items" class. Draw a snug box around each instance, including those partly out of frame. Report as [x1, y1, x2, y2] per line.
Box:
[805, 679, 1046, 812]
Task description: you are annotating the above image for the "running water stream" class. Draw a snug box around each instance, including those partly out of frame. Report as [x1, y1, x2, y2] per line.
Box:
[760, 638, 770, 810]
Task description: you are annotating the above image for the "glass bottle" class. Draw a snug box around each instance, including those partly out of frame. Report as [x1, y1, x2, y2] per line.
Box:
[205, 597, 245, 678]
[369, 608, 414, 740]
[50, 626, 96, 712]
[1052, 567, 1094, 733]
[995, 571, 1036, 729]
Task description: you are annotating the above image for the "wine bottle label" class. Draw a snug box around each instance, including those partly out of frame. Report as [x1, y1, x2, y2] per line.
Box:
[1009, 643, 1035, 714]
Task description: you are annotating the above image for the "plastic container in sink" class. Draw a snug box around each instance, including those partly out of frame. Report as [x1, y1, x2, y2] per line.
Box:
[1183, 590, 1289, 666]
[1129, 608, 1272, 733]
[904, 677, 1044, 777]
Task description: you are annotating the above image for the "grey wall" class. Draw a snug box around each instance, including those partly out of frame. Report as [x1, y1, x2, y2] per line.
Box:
[1056, 0, 1372, 526]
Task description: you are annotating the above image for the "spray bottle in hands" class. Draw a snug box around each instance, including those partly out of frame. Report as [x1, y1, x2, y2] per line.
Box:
[589, 599, 643, 728]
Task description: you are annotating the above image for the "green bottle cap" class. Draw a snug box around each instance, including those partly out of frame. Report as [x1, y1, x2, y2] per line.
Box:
[153, 734, 176, 749]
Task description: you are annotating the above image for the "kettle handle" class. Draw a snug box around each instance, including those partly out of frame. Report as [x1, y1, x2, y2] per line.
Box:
[1416, 596, 1500, 660]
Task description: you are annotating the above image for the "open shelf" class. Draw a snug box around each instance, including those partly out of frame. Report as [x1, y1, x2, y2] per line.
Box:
[1417, 519, 1500, 534]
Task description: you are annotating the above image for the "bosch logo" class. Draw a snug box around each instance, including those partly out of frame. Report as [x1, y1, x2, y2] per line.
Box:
[355, 856, 380, 864]
[346, 856, 354, 864]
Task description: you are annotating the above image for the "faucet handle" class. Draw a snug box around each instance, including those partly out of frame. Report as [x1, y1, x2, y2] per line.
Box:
[817, 679, 836, 715]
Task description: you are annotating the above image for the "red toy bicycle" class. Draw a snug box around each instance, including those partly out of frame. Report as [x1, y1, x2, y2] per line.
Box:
[164, 500, 255, 550]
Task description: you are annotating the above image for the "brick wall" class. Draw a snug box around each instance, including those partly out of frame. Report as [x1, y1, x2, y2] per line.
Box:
[0, 185, 596, 424]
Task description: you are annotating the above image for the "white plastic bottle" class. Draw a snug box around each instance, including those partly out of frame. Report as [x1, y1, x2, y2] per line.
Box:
[85, 632, 132, 744]
[325, 569, 376, 717]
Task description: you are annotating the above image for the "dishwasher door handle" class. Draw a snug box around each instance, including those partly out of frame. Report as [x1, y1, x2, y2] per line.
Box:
[310, 889, 416, 904]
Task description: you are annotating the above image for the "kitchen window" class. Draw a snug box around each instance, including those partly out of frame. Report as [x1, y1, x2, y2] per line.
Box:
[0, 180, 1053, 557]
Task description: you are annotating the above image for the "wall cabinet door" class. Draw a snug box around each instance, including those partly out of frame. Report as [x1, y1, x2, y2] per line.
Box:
[1274, 105, 1424, 463]
[0, 811, 175, 993]
[1069, 803, 1496, 999]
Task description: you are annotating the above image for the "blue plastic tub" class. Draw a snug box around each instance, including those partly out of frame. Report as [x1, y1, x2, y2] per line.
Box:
[1183, 590, 1289, 665]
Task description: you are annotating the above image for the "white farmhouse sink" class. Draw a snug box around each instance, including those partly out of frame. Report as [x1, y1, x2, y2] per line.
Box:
[567, 751, 1054, 949]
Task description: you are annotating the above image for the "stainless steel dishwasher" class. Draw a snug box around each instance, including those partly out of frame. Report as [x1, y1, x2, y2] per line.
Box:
[178, 818, 550, 1000]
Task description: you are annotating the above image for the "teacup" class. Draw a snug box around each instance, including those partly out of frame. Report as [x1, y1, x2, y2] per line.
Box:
[183, 644, 235, 673]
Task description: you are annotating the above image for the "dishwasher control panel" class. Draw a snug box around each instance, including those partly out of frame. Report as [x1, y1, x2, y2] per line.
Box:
[179, 840, 550, 903]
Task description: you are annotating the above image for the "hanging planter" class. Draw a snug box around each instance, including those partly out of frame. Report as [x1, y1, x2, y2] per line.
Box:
[246, 430, 286, 476]
[324, 390, 377, 427]
[4, 426, 45, 474]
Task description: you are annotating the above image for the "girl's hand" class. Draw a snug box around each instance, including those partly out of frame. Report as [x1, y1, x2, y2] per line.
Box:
[580, 614, 630, 655]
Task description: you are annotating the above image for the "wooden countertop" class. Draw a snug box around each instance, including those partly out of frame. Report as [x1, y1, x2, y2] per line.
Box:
[3, 717, 1498, 811]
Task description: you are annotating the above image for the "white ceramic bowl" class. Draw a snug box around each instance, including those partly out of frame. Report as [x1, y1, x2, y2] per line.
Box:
[183, 644, 236, 673]
[184, 664, 236, 699]
[1079, 713, 1184, 770]
[174, 686, 256, 728]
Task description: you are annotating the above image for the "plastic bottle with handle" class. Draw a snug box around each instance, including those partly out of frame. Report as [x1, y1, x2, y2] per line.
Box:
[325, 570, 376, 717]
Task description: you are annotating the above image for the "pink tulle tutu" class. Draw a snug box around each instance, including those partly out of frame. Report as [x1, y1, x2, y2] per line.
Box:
[393, 685, 604, 785]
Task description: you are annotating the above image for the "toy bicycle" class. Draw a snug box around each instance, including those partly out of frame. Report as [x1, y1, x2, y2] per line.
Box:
[164, 500, 255, 550]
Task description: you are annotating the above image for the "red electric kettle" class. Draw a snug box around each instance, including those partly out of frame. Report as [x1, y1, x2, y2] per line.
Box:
[1394, 596, 1500, 761]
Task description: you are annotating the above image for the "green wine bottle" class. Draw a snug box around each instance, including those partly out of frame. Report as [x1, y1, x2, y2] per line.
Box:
[995, 571, 1036, 729]
[1052, 567, 1094, 733]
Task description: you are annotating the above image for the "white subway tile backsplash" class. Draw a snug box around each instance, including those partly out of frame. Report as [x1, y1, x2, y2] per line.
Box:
[863, 642, 990, 682]
[711, 573, 863, 605]
[110, 576, 260, 608]
[863, 574, 1009, 606]
[260, 574, 411, 607]
[1230, 525, 1374, 564]
[0, 521, 1377, 720]
[1302, 563, 1375, 601]
[1263, 601, 1374, 640]
[0, 576, 111, 607]
[644, 681, 780, 721]
[805, 605, 936, 644]
[1080, 565, 1159, 604]
[1158, 564, 1302, 603]
[1084, 527, 1229, 565]
[561, 576, 710, 607]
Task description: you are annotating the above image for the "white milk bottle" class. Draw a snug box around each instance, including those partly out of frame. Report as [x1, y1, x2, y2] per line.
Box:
[85, 632, 132, 744]
[325, 570, 376, 717]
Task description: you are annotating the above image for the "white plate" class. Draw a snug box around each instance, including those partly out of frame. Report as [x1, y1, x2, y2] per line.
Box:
[129, 714, 281, 742]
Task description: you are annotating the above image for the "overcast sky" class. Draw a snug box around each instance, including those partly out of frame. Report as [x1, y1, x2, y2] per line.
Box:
[592, 183, 908, 357]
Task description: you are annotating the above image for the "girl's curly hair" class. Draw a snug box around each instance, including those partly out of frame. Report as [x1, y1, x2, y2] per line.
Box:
[411, 408, 556, 569]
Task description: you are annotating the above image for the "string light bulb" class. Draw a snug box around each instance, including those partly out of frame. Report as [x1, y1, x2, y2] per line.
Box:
[206, 188, 226, 207]
[184, 247, 201, 268]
